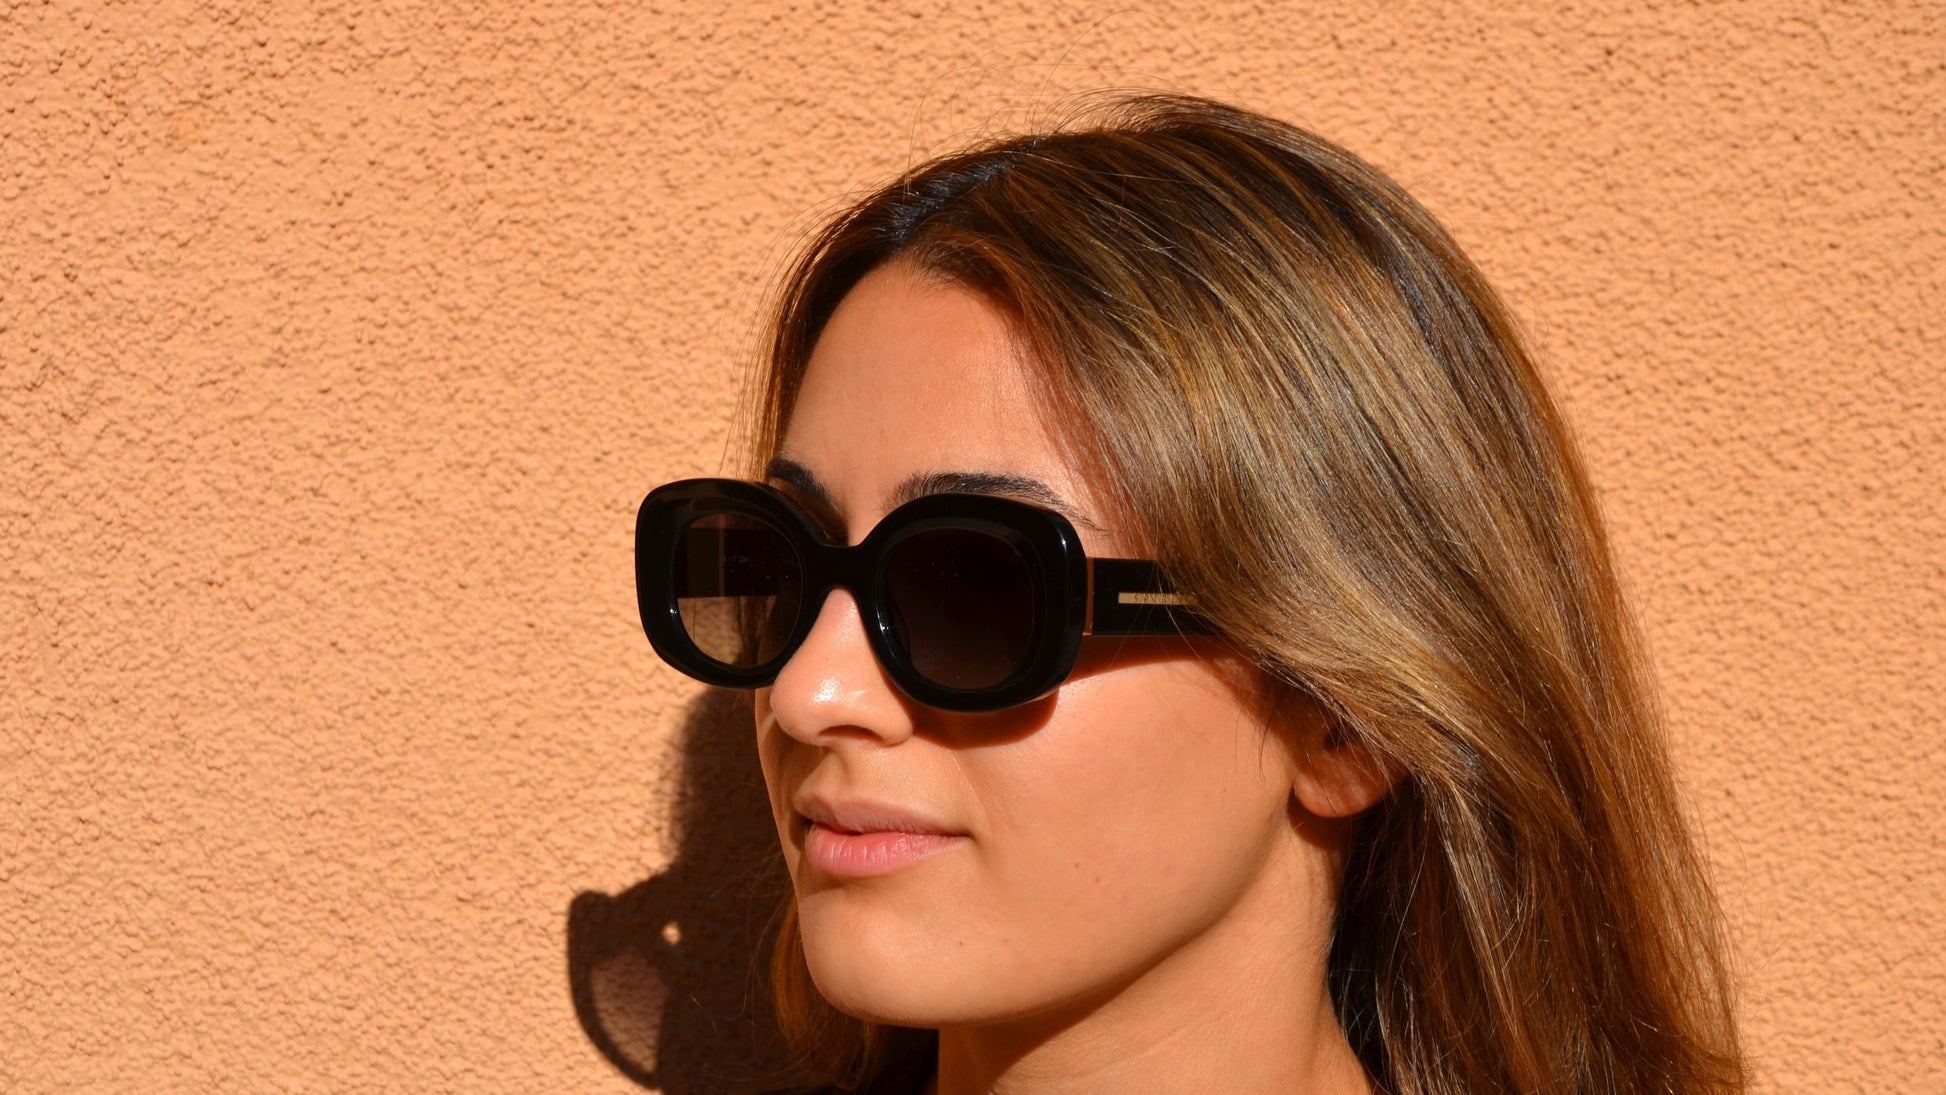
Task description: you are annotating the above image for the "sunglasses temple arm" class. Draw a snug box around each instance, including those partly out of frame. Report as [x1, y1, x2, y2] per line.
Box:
[1085, 558, 1217, 636]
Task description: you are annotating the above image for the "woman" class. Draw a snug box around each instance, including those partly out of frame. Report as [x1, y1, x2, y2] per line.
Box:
[634, 94, 1745, 1094]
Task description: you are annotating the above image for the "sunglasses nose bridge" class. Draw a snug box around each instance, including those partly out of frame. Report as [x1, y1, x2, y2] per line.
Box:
[800, 538, 883, 631]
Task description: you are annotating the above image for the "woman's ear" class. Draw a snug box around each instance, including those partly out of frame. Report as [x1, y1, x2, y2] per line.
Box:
[1275, 689, 1398, 819]
[1293, 735, 1395, 818]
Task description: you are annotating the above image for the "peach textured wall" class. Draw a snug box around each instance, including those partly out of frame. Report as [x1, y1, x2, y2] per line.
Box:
[4, 1, 1940, 1091]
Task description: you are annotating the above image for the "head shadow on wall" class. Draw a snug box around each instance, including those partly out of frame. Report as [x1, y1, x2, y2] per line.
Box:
[567, 686, 801, 1093]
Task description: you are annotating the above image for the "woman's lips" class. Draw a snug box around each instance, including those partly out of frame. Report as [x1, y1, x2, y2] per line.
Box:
[801, 823, 966, 878]
[793, 795, 968, 878]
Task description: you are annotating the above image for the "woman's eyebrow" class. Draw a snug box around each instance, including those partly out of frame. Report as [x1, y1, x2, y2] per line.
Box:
[763, 457, 833, 508]
[891, 470, 1104, 532]
[763, 457, 1103, 532]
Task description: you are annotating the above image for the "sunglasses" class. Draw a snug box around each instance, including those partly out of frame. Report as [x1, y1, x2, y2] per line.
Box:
[634, 478, 1211, 712]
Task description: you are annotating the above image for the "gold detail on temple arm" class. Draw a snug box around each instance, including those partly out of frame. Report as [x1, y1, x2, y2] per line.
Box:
[1117, 592, 1196, 607]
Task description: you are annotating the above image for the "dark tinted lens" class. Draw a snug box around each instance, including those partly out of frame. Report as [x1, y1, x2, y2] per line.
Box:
[672, 512, 802, 668]
[883, 527, 1036, 691]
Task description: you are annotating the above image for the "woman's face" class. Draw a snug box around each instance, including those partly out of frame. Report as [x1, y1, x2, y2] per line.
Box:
[755, 259, 1330, 1030]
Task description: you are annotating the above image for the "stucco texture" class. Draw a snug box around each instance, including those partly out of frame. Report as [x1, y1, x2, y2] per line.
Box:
[3, 0, 1940, 1091]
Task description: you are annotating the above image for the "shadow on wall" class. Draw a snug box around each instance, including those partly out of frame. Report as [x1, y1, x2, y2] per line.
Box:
[567, 687, 802, 1093]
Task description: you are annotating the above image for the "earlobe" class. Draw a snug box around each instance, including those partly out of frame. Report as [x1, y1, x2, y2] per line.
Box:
[1292, 735, 1397, 819]
[1276, 696, 1398, 819]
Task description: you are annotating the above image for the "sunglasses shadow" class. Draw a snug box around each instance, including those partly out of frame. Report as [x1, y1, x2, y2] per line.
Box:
[565, 687, 802, 1093]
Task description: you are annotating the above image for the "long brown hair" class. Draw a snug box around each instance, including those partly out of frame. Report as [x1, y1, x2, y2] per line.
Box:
[750, 93, 1745, 1094]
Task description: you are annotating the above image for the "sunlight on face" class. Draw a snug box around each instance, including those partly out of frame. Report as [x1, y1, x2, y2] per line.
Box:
[754, 259, 1321, 1030]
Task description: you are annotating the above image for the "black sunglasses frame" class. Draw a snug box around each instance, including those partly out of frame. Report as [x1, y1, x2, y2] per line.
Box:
[635, 478, 1211, 712]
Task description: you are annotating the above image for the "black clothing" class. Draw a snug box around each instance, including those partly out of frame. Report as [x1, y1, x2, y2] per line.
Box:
[763, 1033, 934, 1095]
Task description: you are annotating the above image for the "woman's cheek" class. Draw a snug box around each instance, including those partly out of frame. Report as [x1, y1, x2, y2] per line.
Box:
[970, 682, 1281, 967]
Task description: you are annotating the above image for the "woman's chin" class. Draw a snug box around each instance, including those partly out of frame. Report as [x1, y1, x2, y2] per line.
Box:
[796, 898, 1007, 1028]
[802, 955, 963, 1028]
[799, 931, 942, 1024]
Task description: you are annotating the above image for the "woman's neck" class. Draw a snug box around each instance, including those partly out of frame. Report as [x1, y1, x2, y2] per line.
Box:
[932, 988, 1365, 1095]
[928, 838, 1370, 1095]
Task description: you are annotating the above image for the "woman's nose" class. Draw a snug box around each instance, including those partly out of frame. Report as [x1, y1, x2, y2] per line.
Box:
[765, 588, 916, 747]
